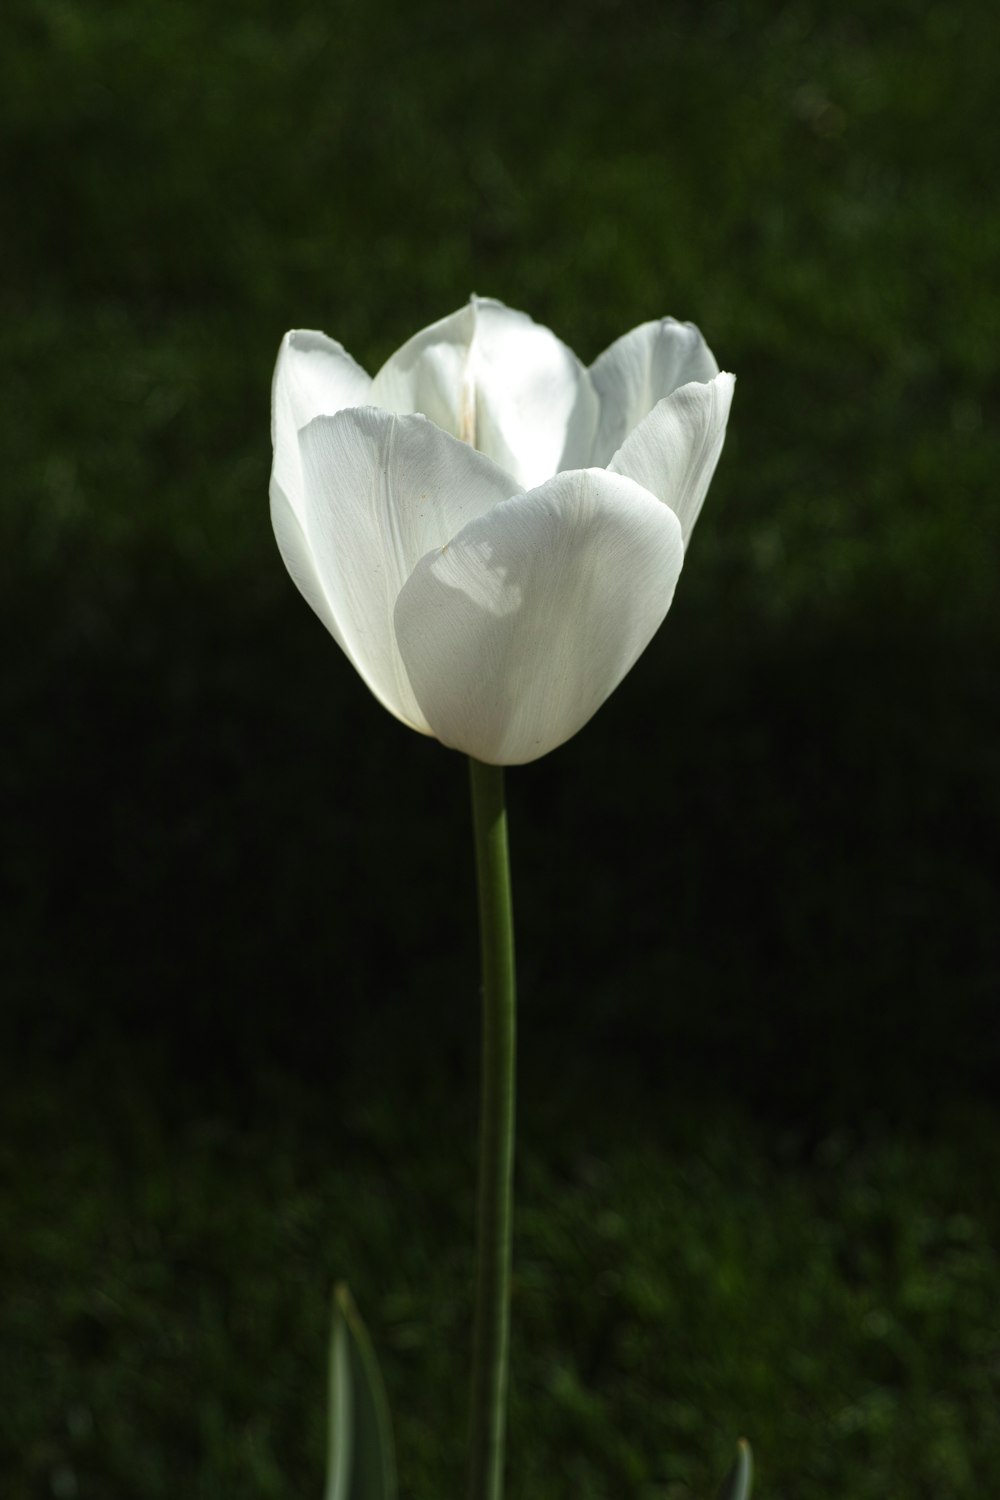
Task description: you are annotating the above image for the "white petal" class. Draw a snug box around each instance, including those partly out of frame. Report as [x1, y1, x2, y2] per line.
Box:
[368, 302, 476, 445]
[468, 298, 599, 485]
[271, 329, 373, 521]
[609, 372, 734, 545]
[270, 482, 348, 653]
[393, 469, 684, 765]
[370, 297, 598, 489]
[590, 318, 720, 464]
[296, 406, 519, 729]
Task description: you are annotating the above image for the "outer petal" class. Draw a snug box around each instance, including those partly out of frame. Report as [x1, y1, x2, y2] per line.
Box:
[296, 406, 519, 730]
[271, 483, 347, 652]
[609, 372, 735, 546]
[393, 469, 684, 765]
[590, 318, 720, 464]
[370, 296, 598, 489]
[271, 329, 373, 519]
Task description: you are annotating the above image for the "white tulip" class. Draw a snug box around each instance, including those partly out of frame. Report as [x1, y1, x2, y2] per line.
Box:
[270, 297, 734, 765]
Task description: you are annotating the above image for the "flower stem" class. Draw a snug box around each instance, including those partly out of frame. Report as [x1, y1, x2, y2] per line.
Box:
[466, 758, 517, 1500]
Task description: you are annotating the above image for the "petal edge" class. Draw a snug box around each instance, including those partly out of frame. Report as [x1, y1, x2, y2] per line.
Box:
[590, 318, 720, 464]
[609, 372, 734, 545]
[394, 468, 684, 764]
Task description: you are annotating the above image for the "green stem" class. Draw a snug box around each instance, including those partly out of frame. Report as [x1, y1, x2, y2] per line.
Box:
[466, 758, 517, 1500]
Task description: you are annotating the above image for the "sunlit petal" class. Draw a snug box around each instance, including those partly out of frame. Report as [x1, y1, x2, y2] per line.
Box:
[609, 372, 735, 545]
[591, 318, 720, 464]
[271, 330, 372, 522]
[371, 297, 598, 487]
[394, 469, 684, 764]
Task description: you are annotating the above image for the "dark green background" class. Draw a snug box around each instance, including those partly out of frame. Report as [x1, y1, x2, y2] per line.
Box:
[2, 0, 998, 1495]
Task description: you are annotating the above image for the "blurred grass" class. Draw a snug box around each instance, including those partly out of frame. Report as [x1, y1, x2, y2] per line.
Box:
[3, 1050, 999, 1500]
[2, 0, 999, 1494]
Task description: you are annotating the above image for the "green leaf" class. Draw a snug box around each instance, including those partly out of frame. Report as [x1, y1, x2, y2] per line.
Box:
[716, 1438, 753, 1500]
[325, 1283, 397, 1500]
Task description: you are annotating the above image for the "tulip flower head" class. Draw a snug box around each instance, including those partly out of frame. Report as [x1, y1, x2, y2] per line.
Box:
[270, 297, 734, 764]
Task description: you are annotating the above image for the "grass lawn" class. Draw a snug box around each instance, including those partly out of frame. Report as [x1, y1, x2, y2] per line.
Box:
[4, 1043, 1000, 1500]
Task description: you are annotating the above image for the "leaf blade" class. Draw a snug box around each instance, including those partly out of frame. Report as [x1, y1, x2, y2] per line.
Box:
[325, 1283, 397, 1500]
[716, 1438, 754, 1500]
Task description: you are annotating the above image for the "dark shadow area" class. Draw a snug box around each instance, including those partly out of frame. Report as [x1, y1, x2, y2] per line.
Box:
[5, 555, 996, 1133]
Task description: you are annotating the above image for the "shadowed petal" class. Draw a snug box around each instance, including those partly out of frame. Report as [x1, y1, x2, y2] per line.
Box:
[295, 407, 519, 728]
[393, 469, 684, 764]
[609, 372, 735, 545]
[270, 484, 349, 655]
